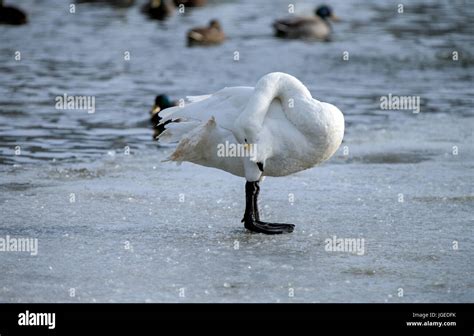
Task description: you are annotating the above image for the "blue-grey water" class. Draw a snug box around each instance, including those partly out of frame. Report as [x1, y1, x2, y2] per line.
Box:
[0, 0, 473, 302]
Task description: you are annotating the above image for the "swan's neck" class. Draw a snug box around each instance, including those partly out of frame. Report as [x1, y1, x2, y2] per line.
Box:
[240, 73, 312, 135]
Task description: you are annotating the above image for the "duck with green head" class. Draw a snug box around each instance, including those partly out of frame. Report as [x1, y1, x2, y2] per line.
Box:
[273, 4, 340, 41]
[150, 94, 177, 140]
[142, 0, 175, 21]
[0, 0, 27, 25]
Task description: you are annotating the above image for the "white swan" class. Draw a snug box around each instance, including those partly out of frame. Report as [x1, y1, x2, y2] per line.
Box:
[158, 72, 344, 234]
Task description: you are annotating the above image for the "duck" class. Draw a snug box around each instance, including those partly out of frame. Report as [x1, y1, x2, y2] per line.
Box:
[174, 0, 206, 7]
[142, 0, 175, 21]
[150, 94, 178, 140]
[273, 5, 339, 40]
[157, 72, 344, 234]
[187, 19, 225, 47]
[0, 0, 27, 25]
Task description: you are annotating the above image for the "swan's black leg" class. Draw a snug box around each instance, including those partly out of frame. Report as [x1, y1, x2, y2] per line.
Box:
[253, 181, 260, 221]
[243, 181, 295, 234]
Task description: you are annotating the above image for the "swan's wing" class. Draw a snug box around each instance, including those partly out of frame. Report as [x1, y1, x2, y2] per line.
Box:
[158, 86, 253, 145]
[186, 94, 212, 103]
[159, 86, 253, 131]
[158, 85, 254, 171]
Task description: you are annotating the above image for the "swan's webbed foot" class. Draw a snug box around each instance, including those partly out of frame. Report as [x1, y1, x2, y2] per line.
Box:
[244, 217, 295, 234]
[243, 181, 295, 234]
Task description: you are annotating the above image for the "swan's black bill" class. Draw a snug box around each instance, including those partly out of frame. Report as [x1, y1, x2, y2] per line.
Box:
[242, 181, 295, 234]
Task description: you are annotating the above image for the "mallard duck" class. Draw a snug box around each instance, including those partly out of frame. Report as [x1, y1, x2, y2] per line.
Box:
[157, 72, 344, 234]
[273, 5, 339, 40]
[173, 0, 206, 7]
[142, 0, 175, 21]
[150, 94, 177, 140]
[0, 0, 27, 25]
[187, 19, 225, 47]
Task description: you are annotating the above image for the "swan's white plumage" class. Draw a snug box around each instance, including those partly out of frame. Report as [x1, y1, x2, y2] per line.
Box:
[186, 94, 212, 103]
[158, 72, 344, 181]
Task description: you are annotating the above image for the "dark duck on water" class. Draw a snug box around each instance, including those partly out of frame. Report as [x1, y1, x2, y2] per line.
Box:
[142, 0, 175, 21]
[150, 94, 177, 140]
[0, 0, 27, 25]
[273, 4, 340, 41]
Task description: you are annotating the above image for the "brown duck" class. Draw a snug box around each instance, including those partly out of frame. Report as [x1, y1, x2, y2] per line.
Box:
[187, 19, 225, 47]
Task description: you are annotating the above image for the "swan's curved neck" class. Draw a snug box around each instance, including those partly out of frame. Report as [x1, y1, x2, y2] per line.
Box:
[241, 73, 312, 132]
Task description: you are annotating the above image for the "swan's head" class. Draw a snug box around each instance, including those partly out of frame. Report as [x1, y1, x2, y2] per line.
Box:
[234, 121, 259, 145]
[232, 122, 262, 164]
[315, 5, 340, 21]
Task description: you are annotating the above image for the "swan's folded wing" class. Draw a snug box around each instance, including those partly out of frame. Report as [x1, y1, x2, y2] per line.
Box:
[163, 117, 217, 163]
[158, 120, 201, 144]
[158, 86, 253, 131]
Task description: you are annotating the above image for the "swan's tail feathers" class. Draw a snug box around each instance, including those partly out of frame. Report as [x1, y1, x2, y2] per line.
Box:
[166, 117, 216, 163]
[158, 105, 183, 121]
[158, 120, 200, 144]
[158, 94, 213, 121]
[155, 92, 216, 144]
